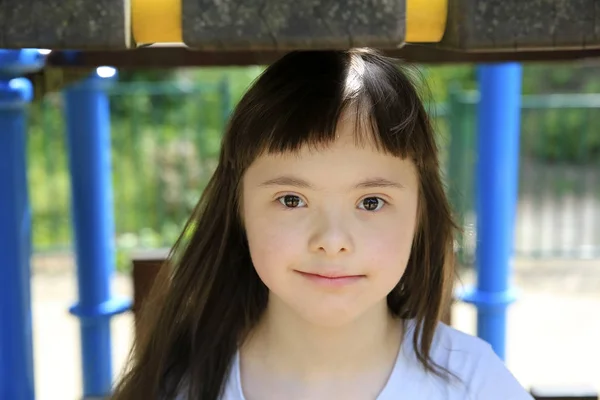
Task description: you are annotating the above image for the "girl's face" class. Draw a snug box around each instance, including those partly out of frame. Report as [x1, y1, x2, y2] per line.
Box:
[242, 116, 420, 327]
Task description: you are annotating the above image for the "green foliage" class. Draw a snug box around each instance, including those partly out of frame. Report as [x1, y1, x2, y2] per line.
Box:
[521, 107, 600, 163]
[517, 63, 600, 163]
[421, 64, 476, 101]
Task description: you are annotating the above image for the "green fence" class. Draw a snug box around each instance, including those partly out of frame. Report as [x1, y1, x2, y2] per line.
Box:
[27, 79, 600, 266]
[446, 89, 600, 262]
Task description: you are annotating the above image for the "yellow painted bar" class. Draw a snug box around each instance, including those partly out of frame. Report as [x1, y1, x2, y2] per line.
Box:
[406, 0, 448, 43]
[131, 0, 446, 45]
[132, 0, 182, 44]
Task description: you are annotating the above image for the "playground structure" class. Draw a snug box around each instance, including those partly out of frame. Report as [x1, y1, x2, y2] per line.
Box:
[1, 1, 600, 399]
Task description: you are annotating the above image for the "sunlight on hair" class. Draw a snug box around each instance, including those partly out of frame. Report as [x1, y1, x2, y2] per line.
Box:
[344, 51, 366, 99]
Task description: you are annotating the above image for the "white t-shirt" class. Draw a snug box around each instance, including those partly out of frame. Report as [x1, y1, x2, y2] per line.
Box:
[220, 320, 534, 400]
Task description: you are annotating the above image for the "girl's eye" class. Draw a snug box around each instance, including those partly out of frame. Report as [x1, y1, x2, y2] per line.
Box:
[358, 197, 386, 212]
[278, 195, 306, 208]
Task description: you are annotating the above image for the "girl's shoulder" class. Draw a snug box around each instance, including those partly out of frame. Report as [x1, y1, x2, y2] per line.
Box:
[428, 320, 497, 361]
[389, 320, 533, 400]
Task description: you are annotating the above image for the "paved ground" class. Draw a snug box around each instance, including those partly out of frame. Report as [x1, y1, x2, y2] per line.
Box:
[30, 254, 600, 400]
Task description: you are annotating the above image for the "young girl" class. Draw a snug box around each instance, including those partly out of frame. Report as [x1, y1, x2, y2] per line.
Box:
[112, 48, 533, 400]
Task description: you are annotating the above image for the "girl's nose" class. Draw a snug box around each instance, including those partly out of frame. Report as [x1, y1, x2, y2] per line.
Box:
[308, 211, 354, 256]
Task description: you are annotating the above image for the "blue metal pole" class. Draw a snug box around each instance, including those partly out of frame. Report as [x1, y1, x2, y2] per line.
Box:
[63, 68, 130, 398]
[462, 63, 522, 360]
[0, 49, 46, 400]
[0, 74, 36, 400]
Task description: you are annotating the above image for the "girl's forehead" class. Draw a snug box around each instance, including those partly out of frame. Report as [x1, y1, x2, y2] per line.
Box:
[242, 107, 419, 181]
[245, 133, 418, 187]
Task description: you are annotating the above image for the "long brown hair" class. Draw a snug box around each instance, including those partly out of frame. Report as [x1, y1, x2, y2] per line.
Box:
[112, 48, 457, 400]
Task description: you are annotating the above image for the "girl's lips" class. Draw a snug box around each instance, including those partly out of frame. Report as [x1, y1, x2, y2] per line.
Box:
[295, 270, 365, 288]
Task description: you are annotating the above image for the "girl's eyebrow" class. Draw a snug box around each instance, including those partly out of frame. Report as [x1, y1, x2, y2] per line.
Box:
[259, 175, 312, 189]
[259, 175, 404, 190]
[356, 178, 404, 189]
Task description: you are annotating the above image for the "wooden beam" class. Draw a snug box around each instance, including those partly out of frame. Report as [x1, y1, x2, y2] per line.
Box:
[46, 45, 600, 69]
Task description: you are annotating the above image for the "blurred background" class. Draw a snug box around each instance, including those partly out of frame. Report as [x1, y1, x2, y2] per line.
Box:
[29, 61, 600, 399]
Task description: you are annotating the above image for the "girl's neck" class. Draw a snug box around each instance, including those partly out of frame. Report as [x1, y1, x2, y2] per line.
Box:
[241, 296, 403, 382]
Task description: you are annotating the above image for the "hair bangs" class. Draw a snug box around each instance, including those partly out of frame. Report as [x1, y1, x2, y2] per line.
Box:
[223, 49, 428, 174]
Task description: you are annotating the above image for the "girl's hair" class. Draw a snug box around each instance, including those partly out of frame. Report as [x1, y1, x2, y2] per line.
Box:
[111, 48, 457, 400]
